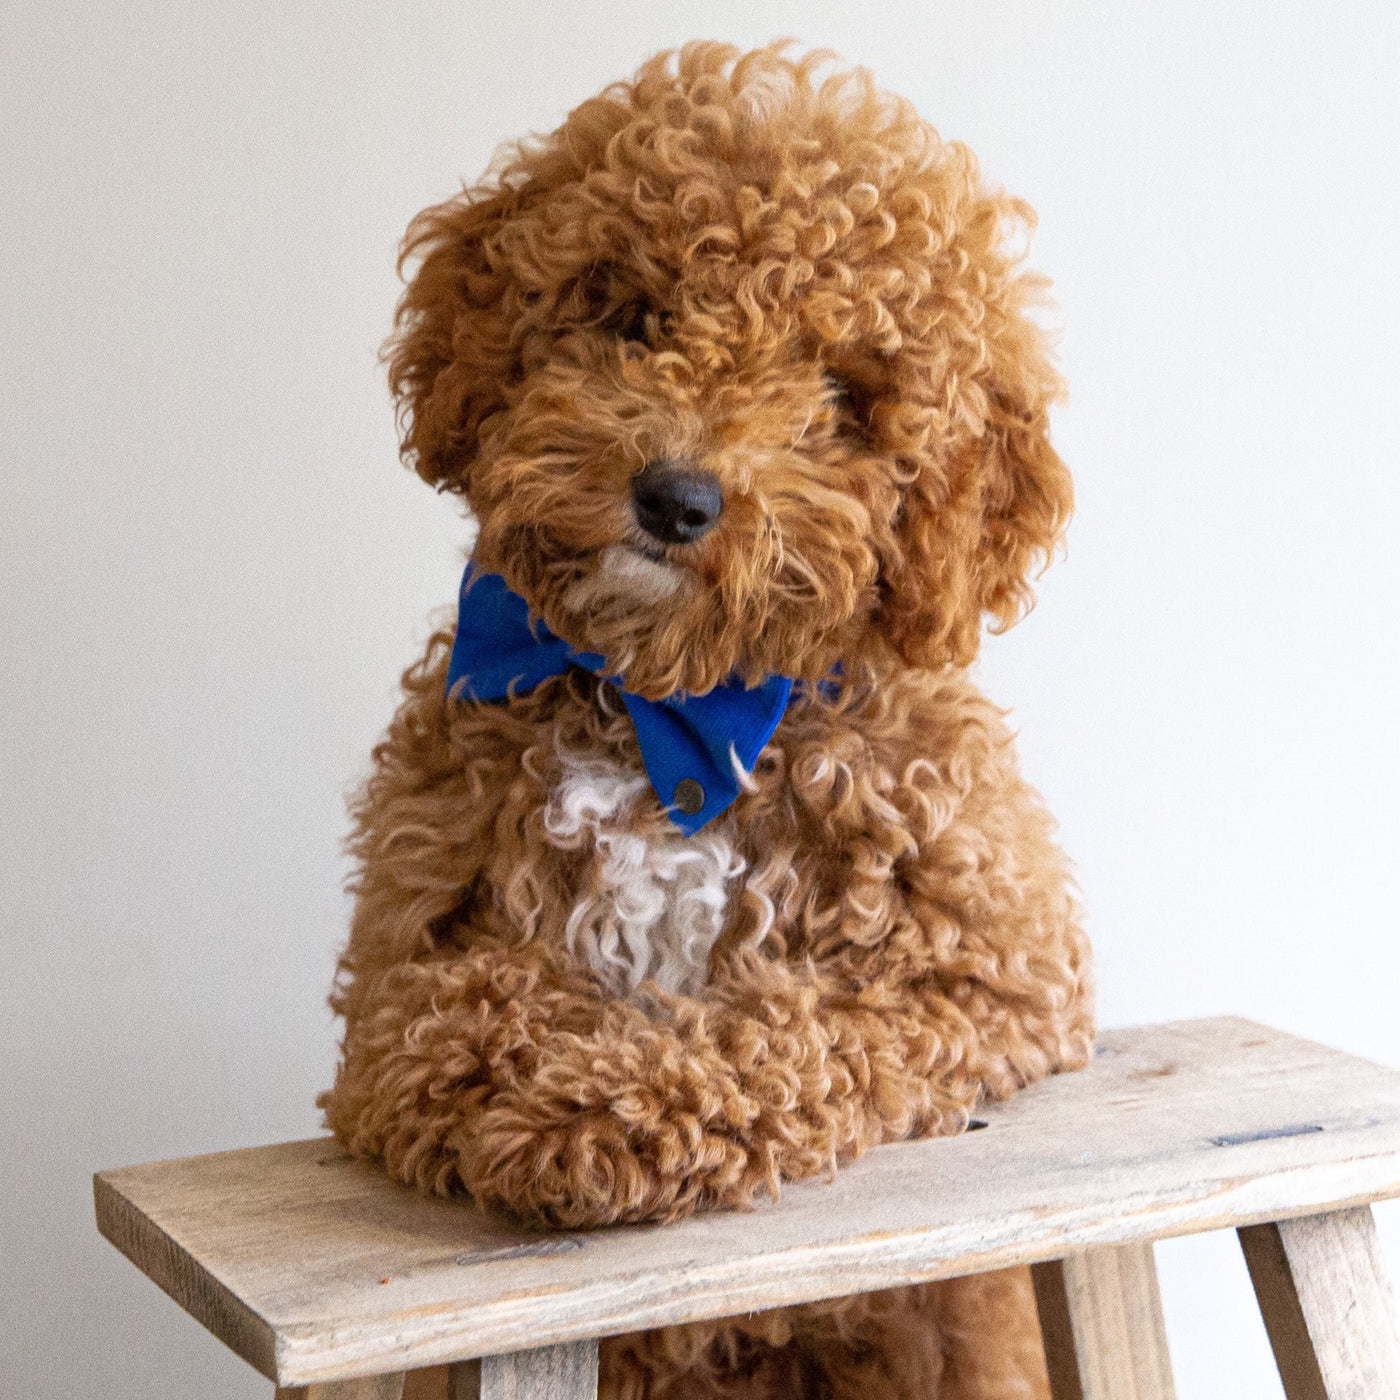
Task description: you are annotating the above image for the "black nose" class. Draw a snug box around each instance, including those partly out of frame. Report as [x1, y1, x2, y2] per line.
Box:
[630, 459, 723, 545]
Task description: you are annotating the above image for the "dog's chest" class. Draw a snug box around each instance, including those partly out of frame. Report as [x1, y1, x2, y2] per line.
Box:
[541, 753, 744, 998]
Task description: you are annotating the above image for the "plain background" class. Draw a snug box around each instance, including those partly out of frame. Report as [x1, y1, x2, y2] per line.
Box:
[3, 1, 1398, 1395]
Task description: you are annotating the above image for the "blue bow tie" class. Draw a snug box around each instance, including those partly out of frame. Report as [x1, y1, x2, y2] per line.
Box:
[445, 565, 793, 835]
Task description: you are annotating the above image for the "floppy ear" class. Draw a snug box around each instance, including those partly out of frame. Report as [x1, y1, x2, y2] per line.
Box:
[879, 351, 1073, 670]
[384, 187, 522, 494]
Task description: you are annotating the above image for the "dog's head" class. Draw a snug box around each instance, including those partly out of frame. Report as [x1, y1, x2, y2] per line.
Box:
[388, 43, 1071, 700]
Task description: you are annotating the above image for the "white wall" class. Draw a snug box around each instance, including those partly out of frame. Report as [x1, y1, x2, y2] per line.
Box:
[3, 2, 1397, 1395]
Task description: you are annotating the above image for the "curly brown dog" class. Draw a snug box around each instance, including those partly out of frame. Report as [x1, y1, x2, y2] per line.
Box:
[322, 42, 1094, 1400]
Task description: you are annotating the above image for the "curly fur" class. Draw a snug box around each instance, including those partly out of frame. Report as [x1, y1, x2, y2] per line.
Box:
[545, 751, 745, 997]
[322, 42, 1094, 1400]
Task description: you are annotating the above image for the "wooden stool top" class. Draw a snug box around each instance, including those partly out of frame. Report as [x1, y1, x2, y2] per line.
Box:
[94, 1017, 1400, 1387]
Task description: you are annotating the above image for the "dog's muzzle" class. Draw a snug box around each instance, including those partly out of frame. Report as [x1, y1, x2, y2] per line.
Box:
[631, 459, 723, 545]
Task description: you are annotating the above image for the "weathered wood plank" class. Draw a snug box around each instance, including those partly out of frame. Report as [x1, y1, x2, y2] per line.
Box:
[479, 1342, 597, 1400]
[1033, 1243, 1175, 1400]
[1239, 1207, 1400, 1399]
[93, 1019, 1400, 1385]
[93, 1171, 277, 1378]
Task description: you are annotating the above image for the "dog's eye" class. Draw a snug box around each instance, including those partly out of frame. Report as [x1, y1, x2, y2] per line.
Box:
[824, 372, 874, 441]
[607, 301, 674, 347]
[563, 262, 672, 347]
[609, 300, 652, 344]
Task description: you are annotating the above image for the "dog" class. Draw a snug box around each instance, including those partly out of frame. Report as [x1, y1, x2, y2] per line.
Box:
[322, 42, 1094, 1399]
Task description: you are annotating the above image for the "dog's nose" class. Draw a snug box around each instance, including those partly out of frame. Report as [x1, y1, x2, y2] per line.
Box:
[631, 459, 723, 545]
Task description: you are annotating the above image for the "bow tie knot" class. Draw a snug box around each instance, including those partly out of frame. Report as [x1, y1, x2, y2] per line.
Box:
[446, 565, 793, 835]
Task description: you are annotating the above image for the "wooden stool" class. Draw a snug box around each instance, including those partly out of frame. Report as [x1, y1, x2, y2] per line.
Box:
[94, 1018, 1400, 1399]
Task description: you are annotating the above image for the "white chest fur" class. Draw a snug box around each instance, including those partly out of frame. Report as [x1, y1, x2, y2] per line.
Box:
[542, 753, 744, 998]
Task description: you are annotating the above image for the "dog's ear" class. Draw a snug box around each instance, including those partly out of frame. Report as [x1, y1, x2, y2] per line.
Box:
[878, 274, 1072, 669]
[384, 188, 521, 494]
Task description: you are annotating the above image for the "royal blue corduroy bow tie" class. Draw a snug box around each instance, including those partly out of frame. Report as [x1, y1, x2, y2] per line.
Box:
[445, 564, 793, 835]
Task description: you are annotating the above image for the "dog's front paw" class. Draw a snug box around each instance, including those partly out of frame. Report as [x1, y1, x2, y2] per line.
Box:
[454, 1051, 769, 1227]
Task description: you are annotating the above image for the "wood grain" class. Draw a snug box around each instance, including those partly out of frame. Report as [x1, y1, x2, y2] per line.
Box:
[1240, 1207, 1400, 1399]
[1033, 1243, 1175, 1400]
[93, 1171, 276, 1378]
[479, 1343, 598, 1400]
[93, 1018, 1400, 1385]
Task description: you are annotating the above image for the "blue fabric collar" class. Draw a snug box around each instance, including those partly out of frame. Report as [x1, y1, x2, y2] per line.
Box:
[446, 564, 793, 836]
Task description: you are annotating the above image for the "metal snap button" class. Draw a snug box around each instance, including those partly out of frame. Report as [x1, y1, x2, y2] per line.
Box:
[673, 778, 705, 815]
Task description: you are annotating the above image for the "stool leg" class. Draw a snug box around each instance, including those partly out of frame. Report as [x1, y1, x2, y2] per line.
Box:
[1239, 1206, 1400, 1400]
[447, 1360, 480, 1400]
[468, 1341, 598, 1400]
[273, 1377, 406, 1399]
[1031, 1242, 1176, 1399]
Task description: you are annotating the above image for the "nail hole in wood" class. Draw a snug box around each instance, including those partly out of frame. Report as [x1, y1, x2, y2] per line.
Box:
[1211, 1123, 1324, 1147]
